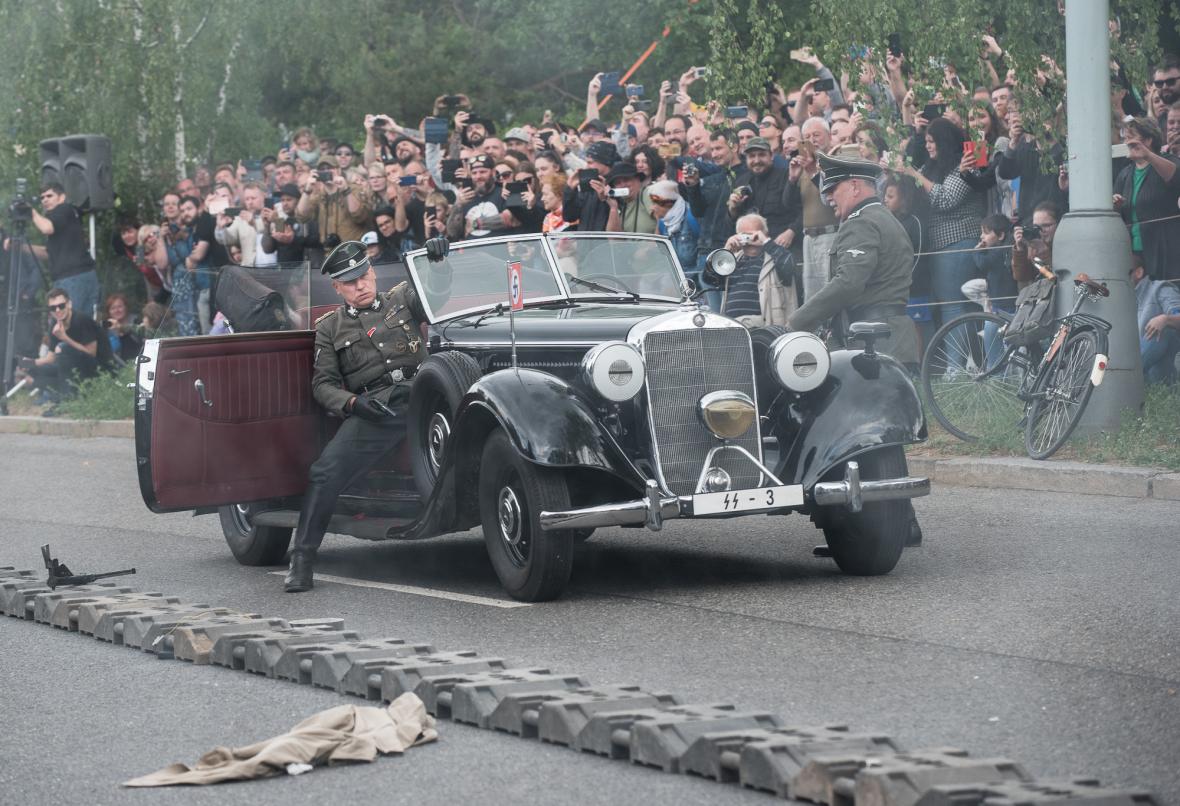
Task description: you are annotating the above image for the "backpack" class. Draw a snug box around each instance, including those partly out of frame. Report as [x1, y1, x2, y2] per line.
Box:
[1002, 277, 1056, 346]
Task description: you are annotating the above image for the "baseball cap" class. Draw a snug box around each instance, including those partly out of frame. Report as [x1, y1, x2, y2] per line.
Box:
[361, 231, 380, 246]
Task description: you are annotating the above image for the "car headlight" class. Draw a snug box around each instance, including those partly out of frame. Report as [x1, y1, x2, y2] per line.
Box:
[580, 341, 645, 402]
[769, 332, 830, 393]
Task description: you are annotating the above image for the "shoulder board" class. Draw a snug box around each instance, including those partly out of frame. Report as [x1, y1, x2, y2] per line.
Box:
[314, 308, 338, 326]
[385, 281, 409, 297]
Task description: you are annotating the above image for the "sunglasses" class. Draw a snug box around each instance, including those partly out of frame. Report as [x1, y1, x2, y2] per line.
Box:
[495, 171, 512, 179]
[1154, 77, 1179, 88]
[48, 302, 68, 312]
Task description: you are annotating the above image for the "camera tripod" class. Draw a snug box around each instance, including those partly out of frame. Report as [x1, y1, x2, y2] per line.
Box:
[1, 222, 43, 416]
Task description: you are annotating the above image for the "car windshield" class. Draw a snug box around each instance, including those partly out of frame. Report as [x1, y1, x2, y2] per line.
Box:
[549, 234, 683, 301]
[407, 233, 685, 323]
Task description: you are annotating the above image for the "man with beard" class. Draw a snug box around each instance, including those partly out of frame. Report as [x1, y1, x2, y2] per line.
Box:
[262, 183, 317, 263]
[726, 137, 791, 241]
[1152, 55, 1180, 131]
[447, 154, 506, 240]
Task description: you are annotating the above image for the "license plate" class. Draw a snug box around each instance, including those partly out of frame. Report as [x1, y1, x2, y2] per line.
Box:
[692, 485, 803, 515]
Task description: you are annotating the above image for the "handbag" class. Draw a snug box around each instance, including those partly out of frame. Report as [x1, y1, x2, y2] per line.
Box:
[1002, 277, 1056, 346]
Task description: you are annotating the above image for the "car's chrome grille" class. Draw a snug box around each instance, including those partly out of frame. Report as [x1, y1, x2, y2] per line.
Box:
[643, 327, 761, 496]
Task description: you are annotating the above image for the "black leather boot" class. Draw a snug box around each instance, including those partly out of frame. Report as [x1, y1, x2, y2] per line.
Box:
[284, 549, 315, 592]
[284, 484, 334, 593]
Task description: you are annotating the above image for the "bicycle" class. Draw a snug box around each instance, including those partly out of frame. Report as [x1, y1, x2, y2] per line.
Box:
[920, 269, 1112, 460]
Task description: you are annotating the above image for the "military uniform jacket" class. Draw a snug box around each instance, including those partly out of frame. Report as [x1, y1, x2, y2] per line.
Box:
[312, 282, 428, 416]
[788, 199, 918, 363]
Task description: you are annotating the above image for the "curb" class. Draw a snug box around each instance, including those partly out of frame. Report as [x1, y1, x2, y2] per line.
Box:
[0, 416, 133, 439]
[1, 416, 1175, 501]
[907, 454, 1179, 501]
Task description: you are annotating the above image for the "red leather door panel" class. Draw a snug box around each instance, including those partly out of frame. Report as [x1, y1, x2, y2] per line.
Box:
[144, 331, 323, 511]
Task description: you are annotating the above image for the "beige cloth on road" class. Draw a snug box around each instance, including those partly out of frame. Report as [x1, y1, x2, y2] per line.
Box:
[124, 693, 437, 787]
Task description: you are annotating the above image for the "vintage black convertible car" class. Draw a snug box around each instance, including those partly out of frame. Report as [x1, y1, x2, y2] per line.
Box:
[135, 233, 930, 601]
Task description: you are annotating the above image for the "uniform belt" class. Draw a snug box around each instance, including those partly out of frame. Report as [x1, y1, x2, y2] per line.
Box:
[849, 304, 907, 321]
[358, 366, 417, 394]
[803, 225, 838, 237]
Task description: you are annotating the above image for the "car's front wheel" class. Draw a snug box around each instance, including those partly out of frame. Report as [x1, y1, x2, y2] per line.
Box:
[478, 430, 575, 601]
[218, 504, 292, 566]
[408, 352, 483, 499]
[817, 446, 908, 576]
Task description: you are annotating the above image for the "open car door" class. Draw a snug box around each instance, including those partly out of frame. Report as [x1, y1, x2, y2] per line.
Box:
[136, 332, 322, 513]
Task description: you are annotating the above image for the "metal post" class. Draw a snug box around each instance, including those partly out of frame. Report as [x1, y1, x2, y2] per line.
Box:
[1054, 0, 1144, 432]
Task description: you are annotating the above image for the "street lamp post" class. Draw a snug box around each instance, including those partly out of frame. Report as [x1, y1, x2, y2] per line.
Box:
[1054, 0, 1144, 430]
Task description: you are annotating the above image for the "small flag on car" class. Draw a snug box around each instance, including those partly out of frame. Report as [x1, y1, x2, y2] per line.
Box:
[507, 260, 524, 311]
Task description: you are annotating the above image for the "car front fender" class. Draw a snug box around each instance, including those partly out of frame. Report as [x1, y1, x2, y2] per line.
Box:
[450, 368, 647, 489]
[769, 350, 927, 490]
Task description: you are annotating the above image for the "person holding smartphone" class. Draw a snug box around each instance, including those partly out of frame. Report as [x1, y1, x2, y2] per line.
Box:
[295, 155, 374, 244]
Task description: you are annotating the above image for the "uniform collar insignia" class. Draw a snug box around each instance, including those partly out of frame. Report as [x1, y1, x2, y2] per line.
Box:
[345, 299, 381, 317]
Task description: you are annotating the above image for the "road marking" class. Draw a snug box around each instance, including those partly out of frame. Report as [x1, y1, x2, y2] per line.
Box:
[266, 572, 531, 609]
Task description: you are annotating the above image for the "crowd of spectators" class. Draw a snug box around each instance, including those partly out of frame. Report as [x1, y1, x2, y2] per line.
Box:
[10, 34, 1180, 399]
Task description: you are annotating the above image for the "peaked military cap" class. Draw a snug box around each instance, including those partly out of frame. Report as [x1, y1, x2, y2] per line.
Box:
[818, 151, 882, 194]
[322, 240, 371, 282]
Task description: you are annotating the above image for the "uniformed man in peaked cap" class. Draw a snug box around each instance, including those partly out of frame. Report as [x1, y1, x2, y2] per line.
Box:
[284, 240, 434, 592]
[787, 152, 918, 368]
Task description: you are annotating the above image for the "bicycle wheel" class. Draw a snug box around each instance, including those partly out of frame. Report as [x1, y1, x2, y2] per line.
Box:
[1024, 328, 1099, 460]
[921, 312, 1025, 441]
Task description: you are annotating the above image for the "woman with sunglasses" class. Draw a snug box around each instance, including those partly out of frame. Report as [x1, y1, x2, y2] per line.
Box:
[649, 180, 700, 276]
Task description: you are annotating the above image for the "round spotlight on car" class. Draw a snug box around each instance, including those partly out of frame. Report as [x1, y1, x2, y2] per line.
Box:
[697, 391, 756, 439]
[703, 467, 732, 492]
[580, 341, 645, 402]
[701, 248, 737, 288]
[769, 332, 831, 393]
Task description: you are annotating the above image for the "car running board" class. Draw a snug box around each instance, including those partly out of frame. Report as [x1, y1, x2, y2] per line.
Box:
[252, 511, 414, 541]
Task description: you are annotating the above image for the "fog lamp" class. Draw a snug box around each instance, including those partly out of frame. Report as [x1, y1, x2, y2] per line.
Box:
[703, 467, 732, 492]
[697, 391, 756, 439]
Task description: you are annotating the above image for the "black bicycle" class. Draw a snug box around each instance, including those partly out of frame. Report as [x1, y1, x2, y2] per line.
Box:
[921, 273, 1112, 460]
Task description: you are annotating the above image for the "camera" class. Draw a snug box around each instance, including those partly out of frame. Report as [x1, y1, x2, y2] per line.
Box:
[1023, 224, 1042, 241]
[317, 170, 334, 183]
[8, 177, 32, 226]
[737, 233, 753, 245]
[607, 188, 630, 199]
[736, 185, 753, 199]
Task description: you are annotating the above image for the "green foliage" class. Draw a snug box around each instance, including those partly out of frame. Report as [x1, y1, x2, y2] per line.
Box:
[55, 363, 137, 422]
[706, 0, 791, 105]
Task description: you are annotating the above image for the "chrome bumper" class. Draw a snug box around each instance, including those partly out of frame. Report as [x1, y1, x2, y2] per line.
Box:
[538, 464, 930, 532]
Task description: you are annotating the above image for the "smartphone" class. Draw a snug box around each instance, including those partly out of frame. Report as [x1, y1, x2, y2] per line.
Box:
[974, 142, 989, 168]
[423, 116, 449, 145]
[317, 170, 334, 183]
[632, 100, 653, 113]
[441, 158, 462, 183]
[399, 175, 418, 187]
[888, 33, 902, 57]
[539, 130, 555, 146]
[600, 71, 622, 95]
[441, 95, 464, 108]
[657, 143, 681, 158]
[506, 181, 529, 208]
[693, 66, 709, 79]
[1111, 143, 1130, 159]
[725, 105, 748, 119]
[627, 84, 644, 97]
[813, 78, 835, 92]
[922, 103, 946, 120]
[577, 168, 599, 192]
[425, 205, 437, 220]
[224, 207, 242, 217]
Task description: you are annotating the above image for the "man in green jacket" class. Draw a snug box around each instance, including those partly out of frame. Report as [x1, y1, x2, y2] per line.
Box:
[788, 152, 918, 368]
[285, 240, 432, 592]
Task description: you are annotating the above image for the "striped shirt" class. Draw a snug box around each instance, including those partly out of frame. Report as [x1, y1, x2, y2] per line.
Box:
[723, 254, 763, 318]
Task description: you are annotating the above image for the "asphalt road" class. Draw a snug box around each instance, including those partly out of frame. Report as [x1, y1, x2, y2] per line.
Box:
[1, 432, 1177, 805]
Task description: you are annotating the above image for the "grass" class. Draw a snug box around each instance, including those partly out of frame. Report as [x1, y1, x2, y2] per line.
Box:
[917, 380, 1180, 471]
[7, 362, 136, 421]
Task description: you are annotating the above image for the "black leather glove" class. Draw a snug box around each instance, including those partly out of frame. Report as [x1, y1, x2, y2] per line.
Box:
[350, 392, 395, 422]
